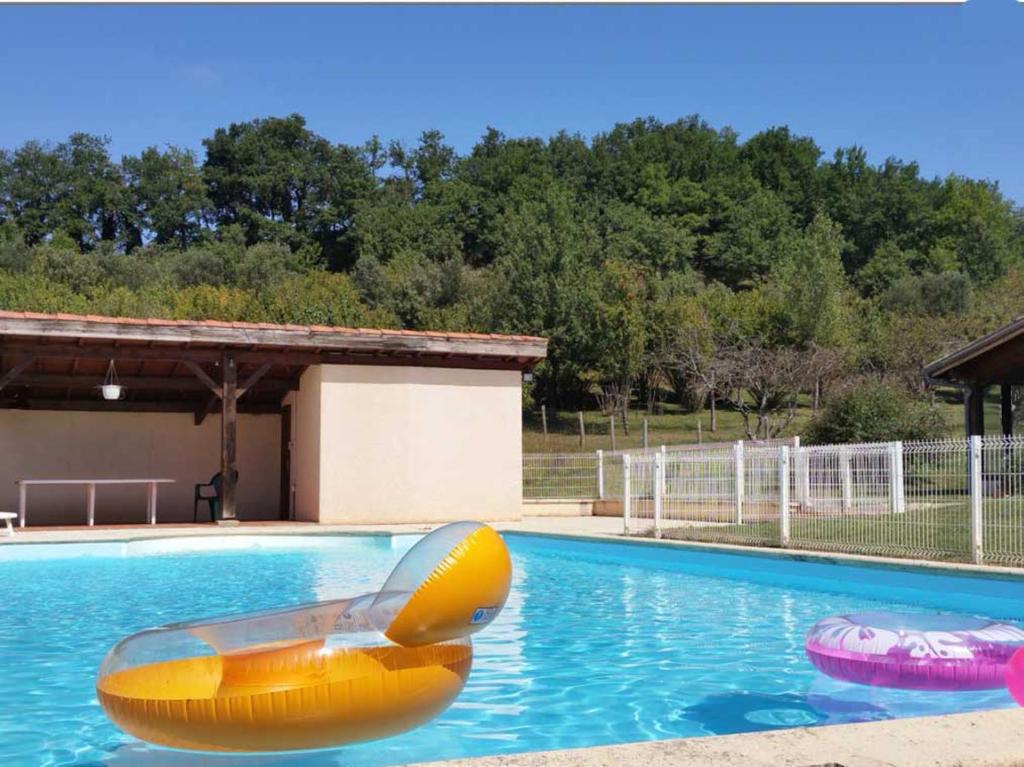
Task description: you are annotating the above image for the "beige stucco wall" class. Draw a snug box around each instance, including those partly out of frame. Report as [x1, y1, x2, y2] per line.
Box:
[0, 410, 281, 525]
[286, 366, 322, 523]
[292, 364, 523, 524]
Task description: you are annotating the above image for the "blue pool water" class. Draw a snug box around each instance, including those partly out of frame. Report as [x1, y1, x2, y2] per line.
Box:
[2, 533, 1024, 767]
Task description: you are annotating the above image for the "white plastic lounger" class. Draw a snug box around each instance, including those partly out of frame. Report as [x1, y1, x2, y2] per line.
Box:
[0, 511, 15, 536]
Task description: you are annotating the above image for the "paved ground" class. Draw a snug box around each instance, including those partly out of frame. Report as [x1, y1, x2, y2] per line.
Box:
[0, 515, 627, 544]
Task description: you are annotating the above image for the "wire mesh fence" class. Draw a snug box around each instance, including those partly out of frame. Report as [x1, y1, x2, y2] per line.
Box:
[525, 435, 1024, 567]
[522, 452, 600, 499]
[979, 436, 1024, 568]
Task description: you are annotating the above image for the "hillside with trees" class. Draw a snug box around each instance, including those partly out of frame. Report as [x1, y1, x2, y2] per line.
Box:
[1, 114, 1022, 440]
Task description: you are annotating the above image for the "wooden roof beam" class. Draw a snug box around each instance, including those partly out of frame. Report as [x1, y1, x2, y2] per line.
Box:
[1, 399, 281, 415]
[0, 356, 36, 392]
[0, 342, 540, 370]
[9, 373, 296, 393]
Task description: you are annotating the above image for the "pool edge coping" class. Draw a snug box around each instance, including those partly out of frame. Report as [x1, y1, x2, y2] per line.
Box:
[402, 708, 1024, 767]
[500, 528, 1024, 582]
[4, 522, 1024, 582]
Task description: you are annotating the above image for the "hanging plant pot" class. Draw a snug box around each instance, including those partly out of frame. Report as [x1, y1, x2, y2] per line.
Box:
[98, 360, 125, 401]
[101, 384, 124, 401]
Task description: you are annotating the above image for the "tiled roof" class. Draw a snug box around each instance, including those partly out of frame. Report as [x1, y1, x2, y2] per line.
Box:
[0, 310, 546, 345]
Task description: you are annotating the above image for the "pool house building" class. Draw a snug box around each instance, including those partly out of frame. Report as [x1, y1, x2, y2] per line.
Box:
[0, 311, 546, 527]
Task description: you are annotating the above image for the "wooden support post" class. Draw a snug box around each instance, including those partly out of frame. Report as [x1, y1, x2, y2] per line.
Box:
[578, 411, 586, 448]
[643, 418, 649, 449]
[220, 351, 238, 523]
[541, 405, 548, 439]
[609, 416, 616, 451]
[964, 385, 985, 437]
[1001, 384, 1013, 437]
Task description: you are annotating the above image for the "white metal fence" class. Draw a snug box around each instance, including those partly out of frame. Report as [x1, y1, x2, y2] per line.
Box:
[524, 435, 1024, 567]
[523, 438, 796, 502]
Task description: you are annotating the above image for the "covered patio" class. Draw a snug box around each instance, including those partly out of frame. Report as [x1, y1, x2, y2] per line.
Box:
[0, 311, 545, 527]
[924, 316, 1024, 436]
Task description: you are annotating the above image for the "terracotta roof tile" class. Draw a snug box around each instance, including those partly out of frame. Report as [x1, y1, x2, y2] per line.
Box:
[0, 309, 547, 345]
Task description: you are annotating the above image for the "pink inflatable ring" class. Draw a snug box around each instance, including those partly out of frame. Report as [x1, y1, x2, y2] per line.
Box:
[806, 612, 1024, 691]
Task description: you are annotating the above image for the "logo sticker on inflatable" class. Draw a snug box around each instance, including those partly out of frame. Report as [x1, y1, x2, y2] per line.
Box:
[471, 607, 499, 624]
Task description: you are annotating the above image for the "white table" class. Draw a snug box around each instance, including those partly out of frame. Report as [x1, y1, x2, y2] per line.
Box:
[0, 511, 15, 536]
[15, 479, 176, 527]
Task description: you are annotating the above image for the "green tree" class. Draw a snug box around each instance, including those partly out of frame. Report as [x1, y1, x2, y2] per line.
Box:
[202, 113, 374, 264]
[931, 176, 1019, 282]
[739, 126, 821, 223]
[768, 213, 855, 348]
[123, 146, 209, 248]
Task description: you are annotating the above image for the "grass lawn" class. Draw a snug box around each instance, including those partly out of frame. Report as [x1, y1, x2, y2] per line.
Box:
[658, 501, 1024, 566]
[523, 390, 996, 454]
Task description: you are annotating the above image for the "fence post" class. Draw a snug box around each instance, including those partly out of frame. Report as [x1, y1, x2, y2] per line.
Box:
[596, 449, 605, 500]
[779, 445, 791, 547]
[622, 454, 631, 535]
[841, 448, 853, 512]
[793, 436, 809, 510]
[733, 440, 745, 524]
[643, 418, 649, 449]
[654, 451, 665, 539]
[970, 435, 984, 565]
[891, 441, 906, 514]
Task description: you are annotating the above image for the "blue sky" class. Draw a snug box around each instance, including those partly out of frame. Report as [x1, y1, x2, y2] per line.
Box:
[0, 3, 1021, 202]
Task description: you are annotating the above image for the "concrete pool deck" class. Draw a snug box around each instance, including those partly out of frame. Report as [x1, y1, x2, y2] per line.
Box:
[409, 709, 1024, 767]
[3, 515, 1024, 766]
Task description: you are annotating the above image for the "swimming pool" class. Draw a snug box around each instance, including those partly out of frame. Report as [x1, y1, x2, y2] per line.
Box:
[2, 532, 1023, 767]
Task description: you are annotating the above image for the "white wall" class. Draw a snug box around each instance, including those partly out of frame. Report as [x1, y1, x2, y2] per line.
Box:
[0, 410, 281, 525]
[293, 364, 523, 524]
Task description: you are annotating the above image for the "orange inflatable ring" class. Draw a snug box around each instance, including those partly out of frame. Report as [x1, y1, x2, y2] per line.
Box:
[96, 522, 512, 752]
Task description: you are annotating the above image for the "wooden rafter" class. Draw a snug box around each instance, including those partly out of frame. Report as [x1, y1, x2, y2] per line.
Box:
[0, 356, 36, 392]
[239, 363, 273, 397]
[183, 360, 223, 399]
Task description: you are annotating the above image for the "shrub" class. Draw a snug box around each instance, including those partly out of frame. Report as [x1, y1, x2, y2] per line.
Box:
[807, 382, 947, 445]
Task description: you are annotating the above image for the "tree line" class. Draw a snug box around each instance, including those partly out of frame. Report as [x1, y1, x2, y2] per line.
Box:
[1, 114, 1022, 437]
